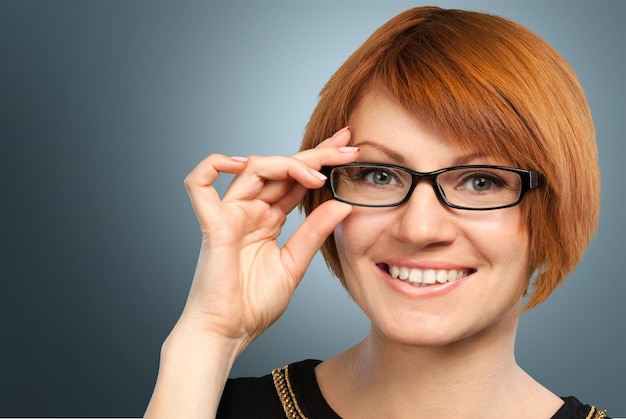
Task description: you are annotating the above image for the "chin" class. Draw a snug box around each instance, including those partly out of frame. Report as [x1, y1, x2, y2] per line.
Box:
[370, 308, 516, 351]
[372, 316, 466, 348]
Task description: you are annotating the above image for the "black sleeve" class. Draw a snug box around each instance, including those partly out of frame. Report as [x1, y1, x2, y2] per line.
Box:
[216, 373, 285, 418]
[552, 396, 612, 419]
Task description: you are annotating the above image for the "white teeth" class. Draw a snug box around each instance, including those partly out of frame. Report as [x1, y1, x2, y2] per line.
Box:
[423, 269, 436, 284]
[389, 266, 469, 286]
[436, 270, 448, 283]
[447, 270, 458, 282]
[408, 269, 422, 284]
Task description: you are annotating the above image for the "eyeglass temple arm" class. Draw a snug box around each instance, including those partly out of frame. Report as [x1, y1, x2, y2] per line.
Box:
[529, 171, 540, 189]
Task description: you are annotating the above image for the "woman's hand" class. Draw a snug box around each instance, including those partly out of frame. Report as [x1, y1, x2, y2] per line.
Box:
[177, 126, 358, 352]
[144, 128, 357, 418]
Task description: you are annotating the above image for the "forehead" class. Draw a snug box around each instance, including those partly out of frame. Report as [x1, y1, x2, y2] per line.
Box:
[348, 83, 496, 169]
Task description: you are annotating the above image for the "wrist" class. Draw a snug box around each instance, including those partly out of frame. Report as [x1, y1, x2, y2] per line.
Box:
[165, 313, 252, 359]
[144, 320, 247, 418]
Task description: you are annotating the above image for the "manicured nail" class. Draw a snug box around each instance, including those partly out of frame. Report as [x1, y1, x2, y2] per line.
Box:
[338, 146, 359, 153]
[332, 126, 350, 137]
[309, 168, 327, 181]
[230, 156, 248, 163]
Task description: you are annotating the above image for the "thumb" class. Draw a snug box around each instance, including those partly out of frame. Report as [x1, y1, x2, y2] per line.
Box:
[280, 200, 352, 284]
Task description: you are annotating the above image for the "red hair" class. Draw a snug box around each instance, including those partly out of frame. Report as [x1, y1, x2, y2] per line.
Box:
[300, 7, 600, 309]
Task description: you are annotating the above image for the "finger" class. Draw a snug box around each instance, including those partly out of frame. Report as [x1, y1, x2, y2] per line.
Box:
[223, 142, 358, 204]
[253, 137, 357, 212]
[255, 135, 357, 208]
[271, 181, 307, 215]
[185, 154, 248, 188]
[184, 154, 248, 225]
[280, 199, 353, 284]
[256, 178, 300, 206]
[220, 127, 356, 205]
[222, 155, 328, 202]
[290, 126, 357, 169]
[309, 126, 352, 149]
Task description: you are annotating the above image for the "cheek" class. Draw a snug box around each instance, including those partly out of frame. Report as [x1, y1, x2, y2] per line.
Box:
[333, 211, 384, 274]
[333, 221, 359, 296]
[333, 213, 385, 304]
[471, 208, 529, 248]
[472, 211, 531, 286]
[333, 218, 358, 267]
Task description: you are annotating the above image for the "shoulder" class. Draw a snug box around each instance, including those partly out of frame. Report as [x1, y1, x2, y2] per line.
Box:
[216, 369, 281, 418]
[552, 396, 610, 419]
[216, 359, 324, 418]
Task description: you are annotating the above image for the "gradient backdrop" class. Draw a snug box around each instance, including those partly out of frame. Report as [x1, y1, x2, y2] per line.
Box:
[1, 0, 624, 416]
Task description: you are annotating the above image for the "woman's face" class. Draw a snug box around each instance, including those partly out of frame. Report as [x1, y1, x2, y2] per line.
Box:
[335, 84, 530, 347]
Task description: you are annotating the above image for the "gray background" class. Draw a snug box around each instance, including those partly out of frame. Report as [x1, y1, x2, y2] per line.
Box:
[1, 0, 624, 416]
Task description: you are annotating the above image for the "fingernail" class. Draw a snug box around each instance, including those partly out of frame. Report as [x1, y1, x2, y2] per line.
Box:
[338, 146, 359, 153]
[309, 168, 327, 181]
[332, 126, 351, 137]
[230, 156, 248, 163]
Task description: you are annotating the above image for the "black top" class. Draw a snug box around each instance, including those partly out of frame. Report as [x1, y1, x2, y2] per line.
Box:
[217, 359, 609, 418]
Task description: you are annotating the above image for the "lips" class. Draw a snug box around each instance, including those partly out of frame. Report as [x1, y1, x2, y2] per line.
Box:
[386, 265, 473, 287]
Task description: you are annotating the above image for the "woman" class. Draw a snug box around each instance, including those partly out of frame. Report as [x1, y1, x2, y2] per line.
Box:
[145, 7, 607, 418]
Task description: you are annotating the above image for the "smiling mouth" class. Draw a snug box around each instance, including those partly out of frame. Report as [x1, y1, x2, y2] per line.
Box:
[383, 264, 475, 287]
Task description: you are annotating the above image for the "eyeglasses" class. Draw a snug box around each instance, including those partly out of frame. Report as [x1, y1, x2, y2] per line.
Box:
[321, 163, 541, 210]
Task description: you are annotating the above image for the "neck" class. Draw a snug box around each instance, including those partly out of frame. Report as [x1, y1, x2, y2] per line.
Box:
[317, 309, 561, 418]
[360, 320, 519, 411]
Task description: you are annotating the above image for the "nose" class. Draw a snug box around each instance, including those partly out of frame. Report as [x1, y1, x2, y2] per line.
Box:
[392, 181, 457, 248]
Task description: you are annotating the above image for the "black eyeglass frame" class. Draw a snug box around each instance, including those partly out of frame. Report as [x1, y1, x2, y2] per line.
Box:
[321, 162, 541, 211]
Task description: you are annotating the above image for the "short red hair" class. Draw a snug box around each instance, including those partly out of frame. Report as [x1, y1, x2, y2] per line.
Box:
[300, 7, 600, 309]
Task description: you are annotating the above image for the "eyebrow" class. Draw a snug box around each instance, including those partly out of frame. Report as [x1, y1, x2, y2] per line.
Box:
[352, 140, 405, 163]
[352, 140, 487, 167]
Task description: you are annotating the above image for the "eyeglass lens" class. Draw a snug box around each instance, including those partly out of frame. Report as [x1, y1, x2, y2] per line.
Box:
[329, 165, 524, 209]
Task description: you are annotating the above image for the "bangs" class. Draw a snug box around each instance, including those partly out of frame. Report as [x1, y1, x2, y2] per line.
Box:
[300, 7, 598, 309]
[369, 11, 546, 170]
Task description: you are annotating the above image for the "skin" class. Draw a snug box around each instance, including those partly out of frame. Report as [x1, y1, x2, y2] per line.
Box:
[144, 127, 360, 418]
[315, 83, 563, 418]
[144, 83, 564, 418]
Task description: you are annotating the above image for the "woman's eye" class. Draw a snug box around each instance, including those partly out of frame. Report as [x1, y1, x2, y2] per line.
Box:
[361, 169, 398, 186]
[461, 173, 502, 192]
